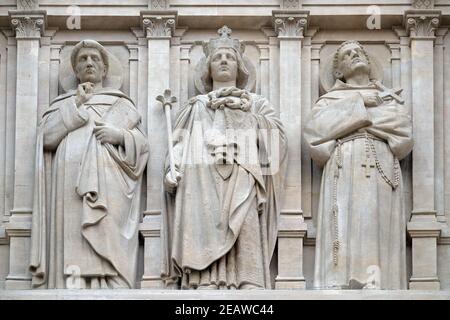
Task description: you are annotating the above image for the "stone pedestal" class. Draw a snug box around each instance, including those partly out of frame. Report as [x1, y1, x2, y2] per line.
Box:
[275, 211, 307, 289]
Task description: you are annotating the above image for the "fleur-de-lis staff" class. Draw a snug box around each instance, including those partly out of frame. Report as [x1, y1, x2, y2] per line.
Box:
[157, 89, 178, 181]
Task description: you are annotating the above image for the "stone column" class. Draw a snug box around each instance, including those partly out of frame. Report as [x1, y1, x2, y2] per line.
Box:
[405, 10, 441, 290]
[272, 10, 309, 289]
[139, 10, 177, 289]
[127, 44, 139, 105]
[257, 44, 270, 99]
[49, 44, 61, 101]
[434, 28, 448, 227]
[309, 42, 323, 241]
[179, 43, 192, 106]
[5, 10, 46, 290]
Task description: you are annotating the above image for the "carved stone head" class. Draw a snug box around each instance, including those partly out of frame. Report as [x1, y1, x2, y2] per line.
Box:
[333, 40, 371, 82]
[200, 26, 250, 92]
[71, 40, 109, 85]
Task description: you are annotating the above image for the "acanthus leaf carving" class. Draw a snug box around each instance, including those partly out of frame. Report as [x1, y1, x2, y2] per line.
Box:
[10, 16, 44, 38]
[274, 16, 308, 38]
[143, 16, 176, 38]
[406, 15, 440, 38]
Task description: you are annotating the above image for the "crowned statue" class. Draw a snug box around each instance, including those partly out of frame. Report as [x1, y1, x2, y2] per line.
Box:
[305, 41, 413, 289]
[161, 26, 288, 290]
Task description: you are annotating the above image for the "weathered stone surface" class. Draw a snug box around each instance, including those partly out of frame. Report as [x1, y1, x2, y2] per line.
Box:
[0, 1, 450, 298]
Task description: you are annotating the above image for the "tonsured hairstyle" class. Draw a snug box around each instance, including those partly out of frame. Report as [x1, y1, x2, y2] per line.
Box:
[70, 39, 109, 76]
[332, 40, 371, 80]
[200, 47, 250, 92]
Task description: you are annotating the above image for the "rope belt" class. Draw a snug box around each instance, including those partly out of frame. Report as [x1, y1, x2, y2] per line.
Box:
[331, 132, 400, 266]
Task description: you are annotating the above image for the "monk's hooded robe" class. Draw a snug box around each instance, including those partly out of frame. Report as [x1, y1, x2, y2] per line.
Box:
[161, 88, 287, 289]
[304, 80, 413, 289]
[30, 88, 149, 289]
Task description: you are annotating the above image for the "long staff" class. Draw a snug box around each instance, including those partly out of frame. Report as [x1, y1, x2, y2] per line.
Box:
[157, 89, 178, 181]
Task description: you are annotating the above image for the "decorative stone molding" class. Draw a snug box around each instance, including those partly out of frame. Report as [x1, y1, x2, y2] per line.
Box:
[141, 11, 177, 39]
[272, 10, 309, 39]
[412, 0, 434, 9]
[404, 10, 440, 38]
[9, 11, 46, 39]
[149, 0, 168, 10]
[282, 0, 301, 9]
[17, 0, 39, 11]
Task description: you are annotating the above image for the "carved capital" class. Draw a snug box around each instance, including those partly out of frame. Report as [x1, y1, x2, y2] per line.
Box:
[9, 11, 46, 39]
[272, 10, 309, 39]
[141, 11, 177, 39]
[404, 10, 441, 38]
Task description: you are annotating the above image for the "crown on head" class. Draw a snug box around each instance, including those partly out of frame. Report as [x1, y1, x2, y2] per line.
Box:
[203, 26, 245, 57]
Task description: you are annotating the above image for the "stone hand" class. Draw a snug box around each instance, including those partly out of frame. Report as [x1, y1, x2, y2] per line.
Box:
[164, 170, 181, 194]
[209, 96, 247, 110]
[362, 93, 383, 108]
[75, 82, 94, 107]
[93, 120, 125, 145]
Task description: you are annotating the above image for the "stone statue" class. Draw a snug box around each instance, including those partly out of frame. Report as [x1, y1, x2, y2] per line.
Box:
[305, 41, 413, 289]
[161, 26, 288, 290]
[29, 40, 149, 289]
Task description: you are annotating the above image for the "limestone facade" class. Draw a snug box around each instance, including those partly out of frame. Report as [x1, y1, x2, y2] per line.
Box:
[1, 0, 450, 293]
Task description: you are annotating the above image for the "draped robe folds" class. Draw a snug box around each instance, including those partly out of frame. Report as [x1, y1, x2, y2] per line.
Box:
[30, 89, 149, 289]
[304, 81, 413, 289]
[161, 92, 287, 289]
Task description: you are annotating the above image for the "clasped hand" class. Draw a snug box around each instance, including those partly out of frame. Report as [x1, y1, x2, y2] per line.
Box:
[209, 96, 243, 110]
[362, 93, 383, 108]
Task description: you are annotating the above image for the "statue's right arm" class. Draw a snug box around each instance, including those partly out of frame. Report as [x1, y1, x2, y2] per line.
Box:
[43, 97, 89, 151]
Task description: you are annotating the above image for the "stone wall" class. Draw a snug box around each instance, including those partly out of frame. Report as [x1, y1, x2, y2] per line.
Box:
[0, 0, 450, 292]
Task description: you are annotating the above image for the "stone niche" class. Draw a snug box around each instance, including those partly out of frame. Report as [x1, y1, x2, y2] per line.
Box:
[0, 0, 449, 299]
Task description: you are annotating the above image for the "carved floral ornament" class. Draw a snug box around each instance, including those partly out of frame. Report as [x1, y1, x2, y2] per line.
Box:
[406, 15, 440, 37]
[11, 16, 44, 38]
[274, 16, 308, 38]
[143, 16, 176, 38]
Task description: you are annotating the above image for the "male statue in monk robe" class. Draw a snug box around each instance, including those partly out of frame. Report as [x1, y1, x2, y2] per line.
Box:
[305, 40, 413, 289]
[30, 40, 149, 289]
[161, 26, 288, 289]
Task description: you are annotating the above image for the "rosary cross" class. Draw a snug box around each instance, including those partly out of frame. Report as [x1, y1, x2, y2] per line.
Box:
[362, 156, 375, 178]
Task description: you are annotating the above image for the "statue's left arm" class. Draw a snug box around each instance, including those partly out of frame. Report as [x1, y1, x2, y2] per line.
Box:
[365, 102, 413, 160]
[103, 98, 149, 179]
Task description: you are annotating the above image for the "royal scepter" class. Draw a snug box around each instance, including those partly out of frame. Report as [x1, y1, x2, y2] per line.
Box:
[157, 89, 178, 181]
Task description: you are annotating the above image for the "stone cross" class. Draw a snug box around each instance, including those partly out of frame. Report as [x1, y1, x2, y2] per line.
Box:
[374, 81, 404, 104]
[362, 156, 375, 178]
